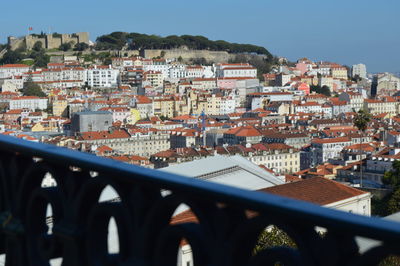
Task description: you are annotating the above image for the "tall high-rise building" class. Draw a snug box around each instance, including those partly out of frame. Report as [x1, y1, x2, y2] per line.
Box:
[351, 63, 367, 79]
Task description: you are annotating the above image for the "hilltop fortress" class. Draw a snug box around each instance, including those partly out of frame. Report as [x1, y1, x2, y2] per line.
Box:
[7, 32, 89, 51]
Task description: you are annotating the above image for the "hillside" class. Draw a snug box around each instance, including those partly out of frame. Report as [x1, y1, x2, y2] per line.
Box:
[95, 32, 273, 59]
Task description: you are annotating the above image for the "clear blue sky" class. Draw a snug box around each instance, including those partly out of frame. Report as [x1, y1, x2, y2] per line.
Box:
[1, 0, 398, 73]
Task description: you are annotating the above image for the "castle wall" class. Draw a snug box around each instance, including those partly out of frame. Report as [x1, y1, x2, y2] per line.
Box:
[143, 49, 235, 63]
[46, 35, 62, 49]
[25, 35, 46, 50]
[8, 32, 90, 51]
[61, 34, 78, 47]
[76, 32, 89, 44]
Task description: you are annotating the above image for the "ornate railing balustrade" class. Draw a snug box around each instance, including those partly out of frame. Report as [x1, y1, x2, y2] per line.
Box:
[0, 134, 400, 266]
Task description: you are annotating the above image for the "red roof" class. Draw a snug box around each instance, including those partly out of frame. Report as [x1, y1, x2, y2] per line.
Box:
[0, 64, 29, 68]
[224, 126, 262, 137]
[259, 177, 368, 205]
[80, 130, 130, 140]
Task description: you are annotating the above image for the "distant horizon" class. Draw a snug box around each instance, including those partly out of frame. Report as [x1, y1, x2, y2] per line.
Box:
[1, 0, 398, 73]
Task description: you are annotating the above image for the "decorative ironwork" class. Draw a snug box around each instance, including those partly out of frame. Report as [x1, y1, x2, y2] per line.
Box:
[0, 134, 399, 265]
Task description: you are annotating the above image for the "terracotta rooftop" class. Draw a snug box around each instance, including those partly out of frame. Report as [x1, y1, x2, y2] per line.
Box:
[259, 177, 368, 205]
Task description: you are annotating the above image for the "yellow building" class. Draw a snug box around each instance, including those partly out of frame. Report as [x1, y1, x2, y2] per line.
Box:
[364, 97, 398, 116]
[331, 67, 348, 80]
[144, 71, 163, 88]
[206, 94, 222, 115]
[164, 81, 177, 95]
[52, 98, 68, 117]
[153, 98, 175, 118]
[127, 108, 142, 124]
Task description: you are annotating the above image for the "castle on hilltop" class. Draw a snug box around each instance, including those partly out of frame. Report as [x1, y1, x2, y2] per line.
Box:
[7, 32, 89, 51]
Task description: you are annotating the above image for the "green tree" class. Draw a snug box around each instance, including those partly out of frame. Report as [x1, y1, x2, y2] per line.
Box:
[159, 115, 168, 121]
[310, 85, 331, 97]
[0, 50, 23, 64]
[23, 74, 46, 97]
[33, 52, 49, 68]
[103, 57, 112, 65]
[372, 160, 400, 216]
[32, 41, 43, 52]
[354, 108, 371, 132]
[74, 42, 89, 51]
[383, 161, 400, 188]
[353, 108, 371, 187]
[254, 227, 296, 255]
[59, 42, 72, 51]
[387, 188, 400, 214]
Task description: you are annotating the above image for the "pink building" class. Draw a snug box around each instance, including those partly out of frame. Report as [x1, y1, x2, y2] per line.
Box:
[217, 78, 237, 89]
[295, 62, 308, 75]
[295, 82, 310, 95]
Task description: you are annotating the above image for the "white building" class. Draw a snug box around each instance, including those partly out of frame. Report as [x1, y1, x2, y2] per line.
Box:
[339, 91, 364, 112]
[352, 64, 367, 79]
[311, 137, 352, 165]
[0, 64, 30, 79]
[295, 101, 322, 114]
[169, 65, 186, 79]
[185, 66, 204, 78]
[1, 76, 24, 92]
[9, 96, 48, 111]
[261, 177, 371, 216]
[143, 60, 170, 79]
[85, 65, 119, 88]
[216, 63, 257, 78]
[220, 97, 236, 115]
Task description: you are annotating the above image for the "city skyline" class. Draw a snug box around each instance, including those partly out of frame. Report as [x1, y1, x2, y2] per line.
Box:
[1, 0, 399, 73]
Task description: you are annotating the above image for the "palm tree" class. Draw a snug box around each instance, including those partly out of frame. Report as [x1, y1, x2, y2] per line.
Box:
[353, 108, 371, 187]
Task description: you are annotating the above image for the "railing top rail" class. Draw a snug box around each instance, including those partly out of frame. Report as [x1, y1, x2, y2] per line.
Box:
[0, 134, 399, 242]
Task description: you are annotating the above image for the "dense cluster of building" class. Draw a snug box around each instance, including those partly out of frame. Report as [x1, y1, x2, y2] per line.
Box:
[2, 52, 400, 220]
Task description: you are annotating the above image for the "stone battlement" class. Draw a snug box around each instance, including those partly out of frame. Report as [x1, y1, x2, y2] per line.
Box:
[7, 32, 89, 51]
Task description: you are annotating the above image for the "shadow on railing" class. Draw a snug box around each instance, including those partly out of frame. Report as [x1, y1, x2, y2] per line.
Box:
[0, 134, 400, 265]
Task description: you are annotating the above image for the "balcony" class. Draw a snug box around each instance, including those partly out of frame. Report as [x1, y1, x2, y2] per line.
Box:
[0, 134, 400, 265]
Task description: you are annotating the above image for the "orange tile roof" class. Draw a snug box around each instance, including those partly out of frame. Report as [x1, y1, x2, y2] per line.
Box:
[0, 64, 29, 68]
[224, 126, 262, 137]
[80, 129, 130, 140]
[259, 177, 367, 205]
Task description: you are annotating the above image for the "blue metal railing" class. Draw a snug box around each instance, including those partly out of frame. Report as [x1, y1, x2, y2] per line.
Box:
[0, 134, 399, 265]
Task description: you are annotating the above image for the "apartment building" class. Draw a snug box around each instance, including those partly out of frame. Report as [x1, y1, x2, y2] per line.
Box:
[85, 65, 120, 88]
[9, 96, 48, 111]
[0, 64, 30, 79]
[311, 137, 352, 165]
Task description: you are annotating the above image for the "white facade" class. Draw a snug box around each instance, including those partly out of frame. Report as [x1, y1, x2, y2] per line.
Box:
[220, 67, 257, 78]
[295, 103, 322, 114]
[0, 64, 30, 79]
[85, 66, 119, 88]
[42, 68, 85, 82]
[143, 63, 170, 79]
[220, 97, 236, 115]
[9, 96, 48, 111]
[351, 64, 367, 79]
[326, 193, 371, 216]
[216, 63, 257, 78]
[312, 138, 352, 165]
[169, 65, 186, 79]
[315, 66, 331, 76]
[185, 66, 204, 78]
[1, 77, 23, 92]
